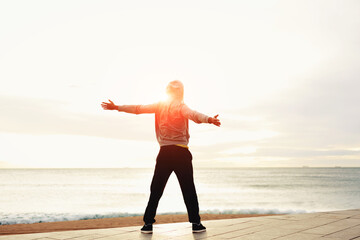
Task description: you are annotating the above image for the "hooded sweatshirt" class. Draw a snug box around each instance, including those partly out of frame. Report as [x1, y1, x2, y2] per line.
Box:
[117, 100, 210, 147]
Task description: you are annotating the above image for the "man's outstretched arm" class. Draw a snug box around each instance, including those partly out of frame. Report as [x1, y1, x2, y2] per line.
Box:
[101, 99, 157, 114]
[181, 104, 221, 127]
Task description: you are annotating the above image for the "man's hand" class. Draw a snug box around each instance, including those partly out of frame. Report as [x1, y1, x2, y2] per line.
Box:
[209, 114, 221, 127]
[101, 99, 117, 110]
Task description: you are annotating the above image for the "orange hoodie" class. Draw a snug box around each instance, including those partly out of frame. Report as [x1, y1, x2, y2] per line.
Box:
[117, 100, 210, 147]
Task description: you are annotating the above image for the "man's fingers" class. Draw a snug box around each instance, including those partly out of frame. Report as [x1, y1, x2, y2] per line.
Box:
[209, 116, 221, 127]
[101, 102, 110, 108]
[213, 117, 220, 127]
[101, 100, 115, 111]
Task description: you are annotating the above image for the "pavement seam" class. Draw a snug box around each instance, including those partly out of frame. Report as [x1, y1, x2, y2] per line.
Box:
[349, 236, 360, 240]
[204, 223, 269, 239]
[265, 218, 343, 239]
[322, 223, 360, 239]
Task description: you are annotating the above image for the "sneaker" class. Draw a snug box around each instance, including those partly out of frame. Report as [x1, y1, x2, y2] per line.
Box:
[141, 224, 153, 234]
[192, 223, 206, 233]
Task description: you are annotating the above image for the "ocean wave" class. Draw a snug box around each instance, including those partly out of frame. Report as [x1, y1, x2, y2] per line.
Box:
[0, 212, 143, 225]
[0, 208, 310, 225]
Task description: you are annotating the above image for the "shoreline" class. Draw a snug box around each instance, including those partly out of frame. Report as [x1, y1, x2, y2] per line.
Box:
[0, 213, 276, 235]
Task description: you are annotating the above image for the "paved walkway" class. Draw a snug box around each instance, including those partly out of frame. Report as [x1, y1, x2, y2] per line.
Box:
[1, 209, 360, 240]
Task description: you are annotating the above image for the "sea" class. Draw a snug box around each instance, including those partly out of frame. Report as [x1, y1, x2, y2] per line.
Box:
[1, 168, 360, 225]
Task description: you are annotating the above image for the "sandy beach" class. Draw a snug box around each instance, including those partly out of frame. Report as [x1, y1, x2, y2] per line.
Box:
[0, 213, 275, 235]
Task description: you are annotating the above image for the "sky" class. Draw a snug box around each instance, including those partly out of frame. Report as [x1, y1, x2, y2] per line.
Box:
[1, 0, 360, 168]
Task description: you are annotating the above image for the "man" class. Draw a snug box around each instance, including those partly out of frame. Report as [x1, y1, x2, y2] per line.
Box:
[101, 80, 220, 234]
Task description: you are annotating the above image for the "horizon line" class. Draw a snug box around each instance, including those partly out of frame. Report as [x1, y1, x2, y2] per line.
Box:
[1, 166, 359, 169]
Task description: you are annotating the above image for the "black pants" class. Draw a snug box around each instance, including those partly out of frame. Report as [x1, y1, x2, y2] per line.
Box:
[143, 145, 201, 224]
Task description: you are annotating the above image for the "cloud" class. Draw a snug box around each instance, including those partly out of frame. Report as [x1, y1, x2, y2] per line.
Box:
[0, 133, 158, 168]
[0, 161, 17, 168]
[0, 95, 156, 141]
[190, 62, 360, 166]
[225, 147, 360, 158]
[241, 58, 360, 146]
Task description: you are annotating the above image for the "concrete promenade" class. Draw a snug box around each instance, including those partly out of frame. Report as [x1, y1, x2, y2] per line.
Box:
[1, 209, 359, 240]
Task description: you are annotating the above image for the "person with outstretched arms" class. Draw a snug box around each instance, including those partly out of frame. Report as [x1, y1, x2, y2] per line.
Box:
[101, 80, 220, 234]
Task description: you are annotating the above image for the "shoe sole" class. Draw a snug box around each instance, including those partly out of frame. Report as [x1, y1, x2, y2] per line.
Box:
[141, 230, 153, 234]
[193, 229, 206, 233]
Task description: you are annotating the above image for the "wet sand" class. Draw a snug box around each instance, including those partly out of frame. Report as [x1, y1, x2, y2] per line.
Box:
[0, 213, 275, 235]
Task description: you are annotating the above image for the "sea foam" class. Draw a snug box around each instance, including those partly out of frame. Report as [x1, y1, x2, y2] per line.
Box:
[0, 208, 308, 225]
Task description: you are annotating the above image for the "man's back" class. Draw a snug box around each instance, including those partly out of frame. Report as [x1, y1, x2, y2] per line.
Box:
[155, 100, 190, 146]
[135, 100, 210, 147]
